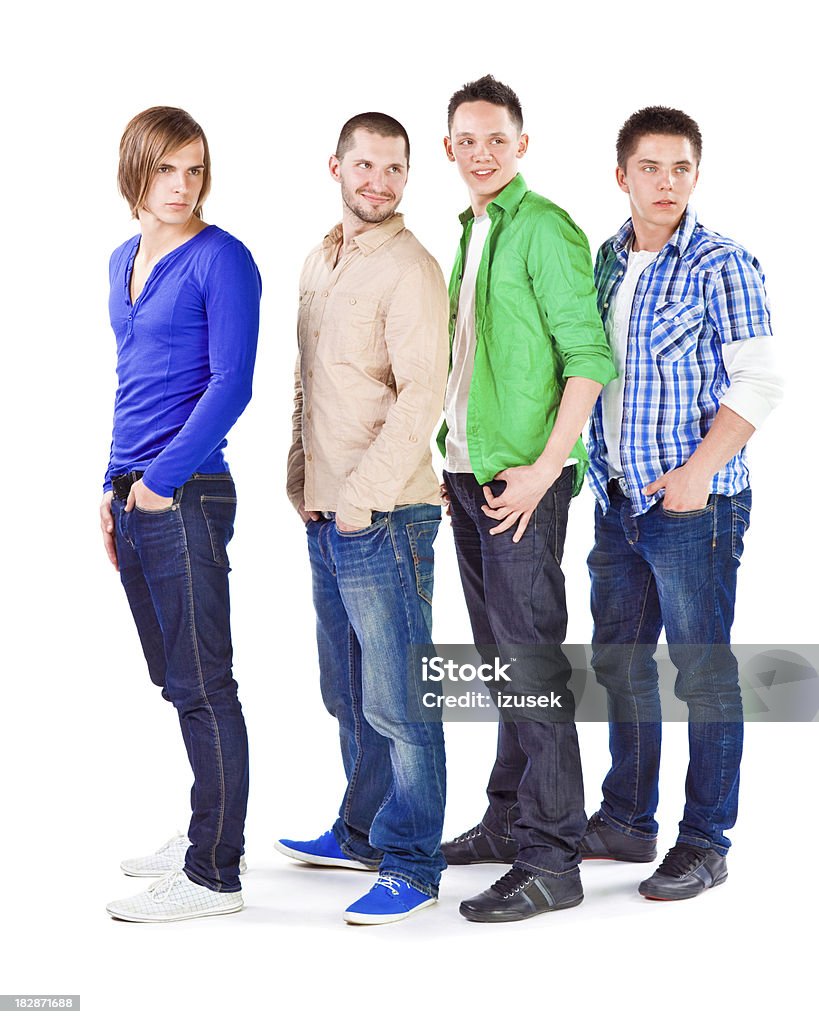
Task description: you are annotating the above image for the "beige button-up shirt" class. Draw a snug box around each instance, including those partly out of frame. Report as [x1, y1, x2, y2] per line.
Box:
[287, 214, 449, 529]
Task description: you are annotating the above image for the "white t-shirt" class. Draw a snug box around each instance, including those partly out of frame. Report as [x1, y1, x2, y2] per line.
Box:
[601, 246, 658, 479]
[444, 214, 491, 473]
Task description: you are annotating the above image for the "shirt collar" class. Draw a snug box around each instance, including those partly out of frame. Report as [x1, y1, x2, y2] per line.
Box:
[611, 205, 698, 259]
[458, 173, 529, 225]
[322, 213, 406, 259]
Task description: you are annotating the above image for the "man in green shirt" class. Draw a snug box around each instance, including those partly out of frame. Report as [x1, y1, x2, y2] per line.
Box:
[439, 75, 615, 923]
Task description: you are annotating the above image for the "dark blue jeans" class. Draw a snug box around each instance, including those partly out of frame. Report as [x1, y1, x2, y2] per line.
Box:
[444, 468, 585, 877]
[113, 473, 248, 892]
[307, 504, 447, 897]
[587, 488, 752, 855]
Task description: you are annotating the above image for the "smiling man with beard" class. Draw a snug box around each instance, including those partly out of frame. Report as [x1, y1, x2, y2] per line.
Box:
[278, 113, 450, 925]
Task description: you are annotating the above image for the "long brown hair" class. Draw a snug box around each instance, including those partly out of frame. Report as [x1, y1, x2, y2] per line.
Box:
[118, 106, 211, 218]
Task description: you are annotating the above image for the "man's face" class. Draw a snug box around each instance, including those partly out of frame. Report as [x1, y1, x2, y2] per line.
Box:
[141, 138, 205, 226]
[444, 101, 528, 211]
[617, 133, 699, 237]
[330, 129, 408, 228]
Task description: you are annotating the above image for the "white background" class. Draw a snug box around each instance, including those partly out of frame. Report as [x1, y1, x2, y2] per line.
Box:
[1, 1, 815, 1020]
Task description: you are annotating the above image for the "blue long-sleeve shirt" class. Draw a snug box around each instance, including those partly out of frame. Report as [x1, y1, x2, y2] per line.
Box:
[105, 225, 262, 496]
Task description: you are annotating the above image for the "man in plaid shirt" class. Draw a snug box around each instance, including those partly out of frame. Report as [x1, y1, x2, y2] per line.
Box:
[581, 106, 783, 899]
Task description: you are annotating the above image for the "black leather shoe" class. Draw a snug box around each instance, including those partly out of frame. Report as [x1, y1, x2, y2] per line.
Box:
[459, 866, 583, 922]
[638, 843, 727, 900]
[441, 824, 518, 866]
[580, 812, 657, 863]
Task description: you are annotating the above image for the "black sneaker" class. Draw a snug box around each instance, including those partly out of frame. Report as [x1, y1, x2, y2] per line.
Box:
[580, 812, 657, 863]
[638, 843, 728, 901]
[459, 866, 583, 923]
[441, 824, 518, 866]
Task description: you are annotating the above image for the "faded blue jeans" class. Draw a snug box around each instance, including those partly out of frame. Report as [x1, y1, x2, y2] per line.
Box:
[113, 474, 248, 892]
[588, 487, 752, 855]
[307, 504, 446, 896]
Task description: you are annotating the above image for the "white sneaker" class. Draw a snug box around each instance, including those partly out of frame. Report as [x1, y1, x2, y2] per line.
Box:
[106, 870, 244, 922]
[120, 832, 247, 877]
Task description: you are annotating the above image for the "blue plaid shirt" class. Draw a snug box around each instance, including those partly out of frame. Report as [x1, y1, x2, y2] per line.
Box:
[588, 207, 773, 515]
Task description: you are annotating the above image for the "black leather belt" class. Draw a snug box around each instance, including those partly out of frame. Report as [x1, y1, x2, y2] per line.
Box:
[607, 478, 628, 499]
[111, 470, 144, 501]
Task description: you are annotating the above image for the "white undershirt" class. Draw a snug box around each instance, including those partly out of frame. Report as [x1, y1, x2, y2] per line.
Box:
[601, 247, 659, 478]
[444, 214, 491, 473]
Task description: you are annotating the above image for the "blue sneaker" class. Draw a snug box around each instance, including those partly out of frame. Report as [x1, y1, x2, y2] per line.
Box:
[274, 830, 375, 871]
[344, 875, 437, 925]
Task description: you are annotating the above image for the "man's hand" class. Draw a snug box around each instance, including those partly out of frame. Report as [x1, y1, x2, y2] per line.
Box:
[643, 406, 756, 513]
[335, 517, 359, 533]
[440, 481, 451, 517]
[126, 478, 174, 513]
[100, 490, 118, 570]
[481, 460, 562, 543]
[644, 463, 711, 512]
[297, 501, 321, 524]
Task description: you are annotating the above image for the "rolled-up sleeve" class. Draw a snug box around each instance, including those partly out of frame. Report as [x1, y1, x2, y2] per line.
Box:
[706, 250, 773, 343]
[527, 213, 616, 387]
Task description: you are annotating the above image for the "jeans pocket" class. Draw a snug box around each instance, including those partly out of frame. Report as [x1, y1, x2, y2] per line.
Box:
[200, 496, 237, 567]
[405, 519, 440, 606]
[334, 515, 388, 538]
[134, 499, 176, 515]
[660, 496, 714, 519]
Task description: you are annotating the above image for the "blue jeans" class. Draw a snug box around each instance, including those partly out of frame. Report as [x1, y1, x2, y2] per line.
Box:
[587, 487, 752, 855]
[113, 474, 248, 892]
[307, 504, 446, 896]
[444, 468, 585, 877]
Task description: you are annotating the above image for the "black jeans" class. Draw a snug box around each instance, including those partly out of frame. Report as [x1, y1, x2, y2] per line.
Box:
[444, 467, 585, 876]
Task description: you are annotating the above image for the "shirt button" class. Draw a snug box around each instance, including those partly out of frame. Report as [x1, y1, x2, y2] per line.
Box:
[306, 411, 311, 419]
[603, 302, 608, 309]
[322, 291, 329, 297]
[313, 331, 319, 338]
[409, 435, 418, 443]
[349, 298, 357, 305]
[307, 370, 314, 378]
[306, 453, 313, 462]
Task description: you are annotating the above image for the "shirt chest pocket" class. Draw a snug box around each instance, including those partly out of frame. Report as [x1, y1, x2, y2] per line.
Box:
[650, 301, 704, 361]
[323, 293, 381, 354]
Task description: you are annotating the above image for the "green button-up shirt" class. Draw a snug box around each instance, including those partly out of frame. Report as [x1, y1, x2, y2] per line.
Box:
[437, 174, 615, 494]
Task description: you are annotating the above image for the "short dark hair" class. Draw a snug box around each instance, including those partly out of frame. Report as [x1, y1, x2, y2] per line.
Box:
[118, 106, 211, 219]
[335, 112, 410, 164]
[616, 106, 703, 168]
[447, 74, 523, 134]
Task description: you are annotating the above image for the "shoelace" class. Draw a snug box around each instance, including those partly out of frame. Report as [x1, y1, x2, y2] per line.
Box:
[374, 875, 402, 896]
[153, 833, 187, 855]
[656, 844, 705, 878]
[148, 870, 183, 902]
[452, 826, 481, 844]
[490, 867, 535, 899]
